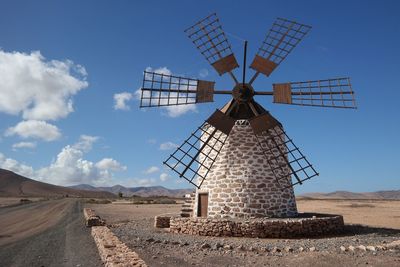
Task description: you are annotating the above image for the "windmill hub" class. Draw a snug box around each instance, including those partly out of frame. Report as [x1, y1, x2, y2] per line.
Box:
[232, 83, 254, 102]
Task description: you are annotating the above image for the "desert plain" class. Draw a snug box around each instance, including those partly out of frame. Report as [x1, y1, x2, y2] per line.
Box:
[0, 197, 399, 266]
[85, 198, 400, 267]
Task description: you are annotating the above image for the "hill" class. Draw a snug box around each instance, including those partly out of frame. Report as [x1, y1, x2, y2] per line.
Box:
[0, 169, 115, 198]
[71, 184, 193, 198]
[299, 190, 400, 200]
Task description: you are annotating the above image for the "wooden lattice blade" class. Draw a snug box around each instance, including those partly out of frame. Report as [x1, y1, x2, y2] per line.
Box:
[250, 18, 311, 80]
[140, 71, 216, 107]
[163, 110, 235, 188]
[249, 114, 319, 188]
[185, 13, 239, 76]
[272, 77, 357, 108]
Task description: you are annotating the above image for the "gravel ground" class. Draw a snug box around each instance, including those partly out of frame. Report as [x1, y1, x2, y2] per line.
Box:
[112, 216, 400, 267]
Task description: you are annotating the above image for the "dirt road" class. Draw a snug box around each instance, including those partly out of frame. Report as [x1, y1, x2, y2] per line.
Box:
[0, 198, 102, 267]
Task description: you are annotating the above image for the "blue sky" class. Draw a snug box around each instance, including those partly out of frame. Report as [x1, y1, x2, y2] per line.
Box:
[0, 0, 399, 193]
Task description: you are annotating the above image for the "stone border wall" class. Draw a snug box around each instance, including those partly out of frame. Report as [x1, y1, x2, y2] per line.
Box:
[83, 208, 106, 227]
[84, 208, 147, 266]
[169, 213, 344, 238]
[154, 214, 174, 228]
[92, 226, 147, 267]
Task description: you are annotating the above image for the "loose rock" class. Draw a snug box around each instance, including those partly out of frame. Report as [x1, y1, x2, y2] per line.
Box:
[272, 247, 281, 253]
[201, 243, 211, 249]
[366, 246, 376, 252]
[284, 246, 293, 253]
[357, 245, 367, 251]
[224, 244, 233, 250]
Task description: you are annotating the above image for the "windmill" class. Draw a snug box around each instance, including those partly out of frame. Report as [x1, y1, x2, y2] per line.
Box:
[140, 14, 356, 218]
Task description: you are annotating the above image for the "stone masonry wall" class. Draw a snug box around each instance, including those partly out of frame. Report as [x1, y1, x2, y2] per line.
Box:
[154, 215, 171, 228]
[170, 214, 344, 238]
[194, 121, 297, 218]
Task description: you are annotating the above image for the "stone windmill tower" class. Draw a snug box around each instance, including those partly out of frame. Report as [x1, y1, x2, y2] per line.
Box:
[139, 14, 356, 219]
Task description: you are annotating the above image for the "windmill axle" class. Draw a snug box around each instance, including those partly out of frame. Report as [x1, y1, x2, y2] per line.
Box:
[232, 83, 255, 102]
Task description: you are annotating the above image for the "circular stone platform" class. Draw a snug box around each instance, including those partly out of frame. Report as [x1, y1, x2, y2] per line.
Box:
[167, 213, 344, 238]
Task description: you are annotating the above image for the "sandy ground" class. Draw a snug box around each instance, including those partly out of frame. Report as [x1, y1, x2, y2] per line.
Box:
[296, 199, 400, 229]
[86, 203, 180, 224]
[87, 199, 400, 267]
[88, 199, 400, 229]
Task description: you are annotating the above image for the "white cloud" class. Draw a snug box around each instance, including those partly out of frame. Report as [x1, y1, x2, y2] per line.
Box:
[143, 166, 159, 174]
[73, 134, 99, 152]
[0, 153, 34, 177]
[113, 92, 133, 110]
[159, 141, 178, 151]
[147, 138, 157, 144]
[163, 104, 197, 118]
[145, 66, 171, 76]
[199, 68, 209, 78]
[0, 50, 88, 121]
[5, 120, 61, 141]
[12, 141, 37, 150]
[137, 67, 198, 118]
[0, 136, 125, 186]
[96, 158, 127, 171]
[160, 173, 169, 182]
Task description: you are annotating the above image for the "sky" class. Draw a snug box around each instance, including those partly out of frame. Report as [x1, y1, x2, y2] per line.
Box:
[0, 0, 399, 193]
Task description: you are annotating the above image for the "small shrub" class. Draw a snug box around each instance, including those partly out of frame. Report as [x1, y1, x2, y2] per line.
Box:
[153, 199, 176, 204]
[340, 203, 375, 208]
[85, 199, 112, 204]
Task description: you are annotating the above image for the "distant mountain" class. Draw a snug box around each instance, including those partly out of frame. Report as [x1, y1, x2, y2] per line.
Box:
[70, 184, 193, 198]
[0, 169, 115, 198]
[69, 184, 103, 191]
[70, 184, 400, 200]
[299, 190, 400, 200]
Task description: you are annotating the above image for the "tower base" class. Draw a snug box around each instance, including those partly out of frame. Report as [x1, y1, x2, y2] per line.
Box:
[194, 120, 297, 218]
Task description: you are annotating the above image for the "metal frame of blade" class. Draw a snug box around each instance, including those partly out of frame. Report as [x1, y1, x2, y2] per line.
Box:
[140, 71, 215, 107]
[185, 13, 239, 77]
[249, 18, 311, 82]
[163, 110, 235, 189]
[273, 77, 357, 109]
[163, 122, 229, 189]
[250, 118, 319, 188]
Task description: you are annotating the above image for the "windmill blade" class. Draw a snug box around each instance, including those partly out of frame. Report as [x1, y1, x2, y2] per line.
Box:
[185, 13, 239, 81]
[273, 77, 357, 108]
[249, 18, 311, 83]
[163, 110, 235, 188]
[140, 71, 216, 107]
[249, 113, 319, 188]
